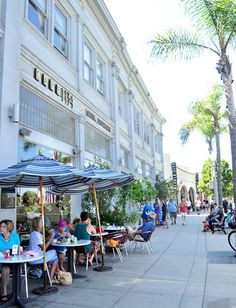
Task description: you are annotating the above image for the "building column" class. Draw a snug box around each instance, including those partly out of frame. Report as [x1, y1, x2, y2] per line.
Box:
[128, 90, 136, 173]
[0, 0, 21, 228]
[111, 61, 120, 170]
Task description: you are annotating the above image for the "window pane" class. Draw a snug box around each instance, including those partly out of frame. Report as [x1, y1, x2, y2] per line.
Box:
[55, 6, 67, 36]
[84, 44, 92, 65]
[85, 127, 110, 160]
[54, 30, 66, 54]
[28, 0, 45, 33]
[34, 0, 46, 12]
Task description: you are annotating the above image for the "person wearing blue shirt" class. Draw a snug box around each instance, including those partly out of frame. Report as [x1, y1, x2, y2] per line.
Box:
[0, 220, 20, 303]
[167, 199, 178, 225]
[142, 202, 154, 221]
[126, 212, 156, 241]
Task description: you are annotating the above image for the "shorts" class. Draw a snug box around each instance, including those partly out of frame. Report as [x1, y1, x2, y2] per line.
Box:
[181, 212, 187, 217]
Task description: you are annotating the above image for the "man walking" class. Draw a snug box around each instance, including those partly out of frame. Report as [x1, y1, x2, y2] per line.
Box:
[167, 199, 178, 225]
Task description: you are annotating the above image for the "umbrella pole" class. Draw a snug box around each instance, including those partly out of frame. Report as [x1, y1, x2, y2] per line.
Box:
[32, 177, 58, 295]
[40, 176, 47, 287]
[92, 185, 112, 272]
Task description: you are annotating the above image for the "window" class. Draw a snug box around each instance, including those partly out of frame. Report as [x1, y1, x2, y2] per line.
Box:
[136, 158, 143, 174]
[20, 86, 76, 145]
[134, 107, 141, 136]
[54, 5, 68, 57]
[28, 0, 47, 34]
[155, 133, 162, 154]
[144, 121, 150, 145]
[85, 127, 111, 160]
[84, 43, 94, 85]
[146, 164, 152, 178]
[96, 58, 104, 95]
[120, 147, 129, 168]
[83, 41, 106, 95]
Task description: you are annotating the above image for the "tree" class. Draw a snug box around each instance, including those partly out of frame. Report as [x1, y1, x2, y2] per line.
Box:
[155, 176, 179, 200]
[221, 160, 233, 197]
[149, 0, 236, 206]
[179, 84, 227, 205]
[198, 158, 233, 198]
[198, 159, 214, 197]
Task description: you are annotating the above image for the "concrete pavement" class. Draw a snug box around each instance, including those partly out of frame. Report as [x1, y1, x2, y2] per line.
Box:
[21, 214, 236, 307]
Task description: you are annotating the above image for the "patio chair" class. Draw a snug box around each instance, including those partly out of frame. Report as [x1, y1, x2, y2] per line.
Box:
[74, 246, 98, 271]
[129, 231, 154, 254]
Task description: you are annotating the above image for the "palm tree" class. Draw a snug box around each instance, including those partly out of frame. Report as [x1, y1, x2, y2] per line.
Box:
[149, 0, 236, 205]
[179, 84, 228, 205]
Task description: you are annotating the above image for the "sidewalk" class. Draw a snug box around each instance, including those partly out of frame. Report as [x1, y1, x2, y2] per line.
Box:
[22, 214, 236, 308]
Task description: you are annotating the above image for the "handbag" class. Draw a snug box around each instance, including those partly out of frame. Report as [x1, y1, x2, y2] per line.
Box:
[55, 270, 72, 286]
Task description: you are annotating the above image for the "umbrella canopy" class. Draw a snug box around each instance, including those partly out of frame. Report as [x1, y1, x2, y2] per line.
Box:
[0, 154, 79, 291]
[49, 166, 135, 193]
[0, 154, 77, 187]
[48, 166, 135, 272]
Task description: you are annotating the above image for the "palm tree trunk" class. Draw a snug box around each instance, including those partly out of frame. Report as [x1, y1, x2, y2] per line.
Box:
[215, 130, 222, 206]
[219, 55, 236, 210]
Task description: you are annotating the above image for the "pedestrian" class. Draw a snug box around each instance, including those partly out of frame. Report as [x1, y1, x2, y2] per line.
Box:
[142, 201, 154, 222]
[161, 199, 168, 228]
[153, 198, 161, 226]
[179, 198, 188, 225]
[195, 198, 201, 215]
[167, 198, 177, 225]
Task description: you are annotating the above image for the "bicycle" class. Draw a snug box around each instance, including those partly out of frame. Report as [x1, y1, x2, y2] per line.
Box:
[227, 218, 236, 252]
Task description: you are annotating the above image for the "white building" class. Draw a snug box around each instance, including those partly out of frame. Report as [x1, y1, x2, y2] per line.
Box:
[0, 0, 165, 225]
[164, 154, 197, 204]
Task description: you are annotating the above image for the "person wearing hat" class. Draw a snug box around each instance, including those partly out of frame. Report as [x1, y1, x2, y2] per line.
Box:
[126, 211, 156, 241]
[53, 219, 71, 271]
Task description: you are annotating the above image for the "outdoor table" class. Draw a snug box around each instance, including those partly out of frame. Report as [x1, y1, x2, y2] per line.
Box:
[52, 240, 91, 279]
[103, 226, 126, 233]
[0, 254, 43, 308]
[90, 232, 108, 238]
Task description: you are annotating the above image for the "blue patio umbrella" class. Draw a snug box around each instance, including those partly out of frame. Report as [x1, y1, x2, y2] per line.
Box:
[48, 166, 135, 271]
[0, 154, 78, 294]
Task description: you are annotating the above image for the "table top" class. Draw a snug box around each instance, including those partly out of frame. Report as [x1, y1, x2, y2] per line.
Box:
[103, 226, 126, 231]
[51, 239, 91, 247]
[0, 254, 43, 264]
[91, 232, 108, 237]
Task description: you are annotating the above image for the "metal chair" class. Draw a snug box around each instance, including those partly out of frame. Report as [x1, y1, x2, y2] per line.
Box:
[130, 231, 154, 254]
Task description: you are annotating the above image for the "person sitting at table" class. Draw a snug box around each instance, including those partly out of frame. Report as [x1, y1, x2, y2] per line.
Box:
[29, 217, 58, 283]
[67, 217, 81, 235]
[0, 219, 20, 303]
[74, 212, 100, 266]
[53, 219, 71, 271]
[126, 211, 156, 241]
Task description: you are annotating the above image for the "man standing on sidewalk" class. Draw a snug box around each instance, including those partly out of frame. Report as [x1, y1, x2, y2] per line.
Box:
[167, 199, 178, 225]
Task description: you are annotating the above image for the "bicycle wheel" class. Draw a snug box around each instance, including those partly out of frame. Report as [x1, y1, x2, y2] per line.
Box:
[228, 230, 236, 252]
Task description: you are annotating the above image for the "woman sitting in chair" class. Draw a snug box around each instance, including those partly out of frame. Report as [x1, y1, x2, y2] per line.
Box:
[29, 217, 58, 282]
[53, 219, 71, 271]
[74, 212, 100, 266]
[0, 220, 20, 303]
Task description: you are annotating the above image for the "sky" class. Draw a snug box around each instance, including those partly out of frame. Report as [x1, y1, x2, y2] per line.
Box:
[103, 0, 234, 173]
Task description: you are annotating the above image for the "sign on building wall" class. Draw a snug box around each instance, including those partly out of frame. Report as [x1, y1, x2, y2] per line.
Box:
[1, 188, 16, 209]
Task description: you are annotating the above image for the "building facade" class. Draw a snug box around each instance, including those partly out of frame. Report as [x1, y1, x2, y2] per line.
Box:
[0, 0, 165, 224]
[164, 154, 197, 204]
